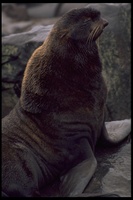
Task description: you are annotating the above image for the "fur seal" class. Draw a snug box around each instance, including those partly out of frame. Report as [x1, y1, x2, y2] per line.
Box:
[2, 7, 130, 197]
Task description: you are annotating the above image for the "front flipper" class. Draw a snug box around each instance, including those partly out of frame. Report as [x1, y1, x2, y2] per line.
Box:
[102, 119, 131, 145]
[59, 139, 97, 197]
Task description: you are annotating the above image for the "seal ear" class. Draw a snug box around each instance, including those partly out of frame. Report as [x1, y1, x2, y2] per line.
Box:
[60, 29, 70, 39]
[60, 33, 67, 39]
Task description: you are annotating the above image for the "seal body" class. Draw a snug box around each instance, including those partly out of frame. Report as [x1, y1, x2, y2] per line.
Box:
[2, 7, 109, 197]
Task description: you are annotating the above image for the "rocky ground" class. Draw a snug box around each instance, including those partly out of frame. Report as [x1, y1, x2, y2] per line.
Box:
[2, 3, 131, 197]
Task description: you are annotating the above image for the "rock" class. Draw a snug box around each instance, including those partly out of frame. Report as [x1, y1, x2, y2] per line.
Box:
[2, 25, 52, 117]
[2, 19, 33, 36]
[2, 3, 131, 121]
[2, 3, 29, 21]
[40, 132, 131, 197]
[84, 139, 131, 197]
[2, 3, 30, 36]
[16, 3, 88, 18]
[86, 3, 131, 121]
[27, 3, 61, 18]
[2, 25, 53, 46]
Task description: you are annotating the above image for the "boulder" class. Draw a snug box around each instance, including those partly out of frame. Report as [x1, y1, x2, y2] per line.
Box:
[2, 3, 131, 121]
[88, 3, 131, 121]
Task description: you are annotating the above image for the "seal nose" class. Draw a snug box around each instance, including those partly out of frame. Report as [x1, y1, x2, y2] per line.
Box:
[102, 18, 108, 28]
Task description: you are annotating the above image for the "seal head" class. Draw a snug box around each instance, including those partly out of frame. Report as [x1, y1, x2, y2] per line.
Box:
[54, 7, 108, 42]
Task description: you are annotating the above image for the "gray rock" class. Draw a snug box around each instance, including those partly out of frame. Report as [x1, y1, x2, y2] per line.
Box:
[27, 3, 60, 18]
[2, 3, 29, 21]
[2, 3, 131, 121]
[2, 25, 53, 46]
[84, 140, 131, 197]
[86, 3, 131, 121]
[2, 3, 30, 36]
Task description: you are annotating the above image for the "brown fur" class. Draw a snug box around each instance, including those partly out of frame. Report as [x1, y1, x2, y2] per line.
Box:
[2, 7, 109, 197]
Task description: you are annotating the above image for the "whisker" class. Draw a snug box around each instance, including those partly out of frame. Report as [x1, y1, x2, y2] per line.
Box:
[86, 28, 95, 46]
[86, 23, 102, 49]
[89, 25, 99, 47]
[92, 25, 100, 40]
